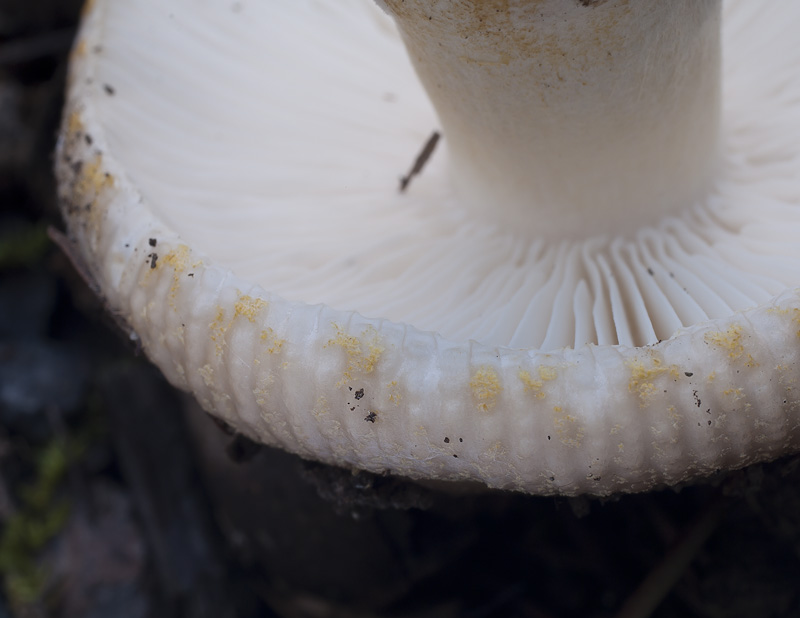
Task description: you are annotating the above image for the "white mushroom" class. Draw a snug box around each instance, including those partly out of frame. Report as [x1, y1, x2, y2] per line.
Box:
[57, 0, 800, 496]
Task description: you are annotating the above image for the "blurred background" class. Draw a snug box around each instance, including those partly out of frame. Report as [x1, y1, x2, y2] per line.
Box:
[3, 2, 800, 617]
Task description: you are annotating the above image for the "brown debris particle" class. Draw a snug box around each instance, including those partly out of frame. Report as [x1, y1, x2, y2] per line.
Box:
[399, 131, 440, 193]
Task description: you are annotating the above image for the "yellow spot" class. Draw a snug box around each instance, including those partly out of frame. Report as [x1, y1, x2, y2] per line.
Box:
[626, 353, 680, 406]
[161, 244, 192, 274]
[470, 366, 502, 412]
[75, 154, 113, 198]
[707, 371, 716, 383]
[553, 405, 584, 448]
[198, 364, 214, 387]
[519, 365, 557, 399]
[234, 295, 268, 322]
[325, 324, 384, 386]
[312, 396, 330, 419]
[67, 110, 84, 137]
[71, 39, 87, 60]
[209, 307, 226, 354]
[387, 380, 401, 405]
[485, 441, 507, 459]
[704, 325, 758, 367]
[786, 308, 800, 338]
[539, 366, 558, 381]
[253, 373, 274, 407]
[723, 387, 745, 402]
[155, 245, 202, 309]
[203, 293, 273, 356]
[260, 328, 284, 354]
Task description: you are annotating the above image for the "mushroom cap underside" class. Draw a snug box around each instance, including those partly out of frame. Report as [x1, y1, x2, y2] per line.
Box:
[57, 0, 800, 495]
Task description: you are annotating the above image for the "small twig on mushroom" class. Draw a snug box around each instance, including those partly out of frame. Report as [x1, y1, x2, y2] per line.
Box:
[398, 130, 440, 193]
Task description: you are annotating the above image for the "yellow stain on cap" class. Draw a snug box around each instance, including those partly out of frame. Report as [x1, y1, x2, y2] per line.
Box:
[471, 366, 501, 412]
[704, 324, 758, 367]
[627, 353, 681, 407]
[75, 154, 113, 199]
[234, 295, 268, 322]
[326, 324, 384, 386]
[553, 405, 584, 448]
[519, 365, 558, 399]
[260, 328, 284, 354]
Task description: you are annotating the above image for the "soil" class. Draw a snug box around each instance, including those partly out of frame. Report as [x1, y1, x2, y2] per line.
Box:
[2, 2, 800, 617]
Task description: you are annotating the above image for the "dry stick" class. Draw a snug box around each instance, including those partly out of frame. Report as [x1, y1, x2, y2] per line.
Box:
[48, 226, 141, 352]
[47, 226, 101, 297]
[614, 498, 725, 618]
[399, 130, 441, 193]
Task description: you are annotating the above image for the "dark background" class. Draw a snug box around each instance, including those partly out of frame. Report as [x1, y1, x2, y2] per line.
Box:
[3, 2, 800, 617]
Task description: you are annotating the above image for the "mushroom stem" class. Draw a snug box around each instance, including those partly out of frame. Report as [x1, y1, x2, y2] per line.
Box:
[376, 0, 722, 239]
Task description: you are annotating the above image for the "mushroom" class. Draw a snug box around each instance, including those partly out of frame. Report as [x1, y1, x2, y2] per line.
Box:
[56, 0, 800, 496]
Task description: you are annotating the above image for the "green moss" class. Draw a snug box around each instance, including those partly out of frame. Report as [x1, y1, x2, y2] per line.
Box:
[0, 222, 50, 270]
[0, 505, 68, 607]
[0, 435, 86, 610]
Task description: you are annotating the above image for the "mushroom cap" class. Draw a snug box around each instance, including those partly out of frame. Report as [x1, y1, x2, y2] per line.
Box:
[57, 0, 800, 496]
